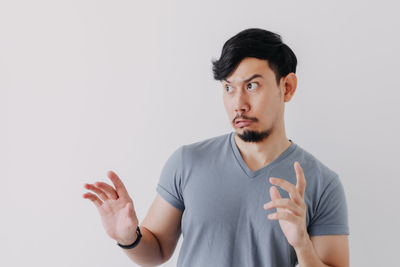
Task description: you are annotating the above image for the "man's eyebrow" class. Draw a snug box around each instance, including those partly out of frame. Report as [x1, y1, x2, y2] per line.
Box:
[223, 74, 263, 84]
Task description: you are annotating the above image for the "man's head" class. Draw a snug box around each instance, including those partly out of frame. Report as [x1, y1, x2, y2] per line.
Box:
[211, 28, 298, 143]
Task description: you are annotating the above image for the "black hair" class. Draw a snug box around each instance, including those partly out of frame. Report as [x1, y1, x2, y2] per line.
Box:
[211, 28, 297, 85]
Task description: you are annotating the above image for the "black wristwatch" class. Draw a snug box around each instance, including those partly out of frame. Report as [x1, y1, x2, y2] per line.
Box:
[117, 226, 142, 249]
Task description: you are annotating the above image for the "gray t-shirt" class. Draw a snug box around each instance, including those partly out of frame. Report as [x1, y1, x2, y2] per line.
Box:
[156, 131, 349, 267]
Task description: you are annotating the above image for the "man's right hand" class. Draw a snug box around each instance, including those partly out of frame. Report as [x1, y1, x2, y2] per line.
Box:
[83, 170, 139, 245]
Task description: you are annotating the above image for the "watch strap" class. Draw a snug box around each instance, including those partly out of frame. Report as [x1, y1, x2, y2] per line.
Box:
[117, 226, 142, 249]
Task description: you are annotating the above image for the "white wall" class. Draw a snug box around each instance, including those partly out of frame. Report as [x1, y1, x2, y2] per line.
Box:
[2, 0, 399, 266]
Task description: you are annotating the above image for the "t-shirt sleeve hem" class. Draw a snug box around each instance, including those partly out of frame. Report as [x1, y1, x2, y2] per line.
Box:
[156, 184, 185, 211]
[308, 224, 349, 236]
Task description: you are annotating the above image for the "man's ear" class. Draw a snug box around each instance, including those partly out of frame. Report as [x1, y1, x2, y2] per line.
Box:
[282, 72, 297, 102]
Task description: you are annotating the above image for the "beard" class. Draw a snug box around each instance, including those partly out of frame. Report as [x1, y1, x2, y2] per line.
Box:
[236, 128, 272, 143]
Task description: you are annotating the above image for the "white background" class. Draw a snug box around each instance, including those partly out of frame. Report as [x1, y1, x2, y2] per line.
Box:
[2, 0, 399, 266]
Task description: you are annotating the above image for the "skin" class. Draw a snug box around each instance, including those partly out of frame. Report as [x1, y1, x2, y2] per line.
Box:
[223, 57, 349, 267]
[83, 171, 181, 266]
[83, 57, 349, 267]
[222, 57, 295, 171]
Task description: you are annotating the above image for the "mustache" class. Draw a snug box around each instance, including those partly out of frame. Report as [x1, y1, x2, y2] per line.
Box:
[233, 115, 257, 123]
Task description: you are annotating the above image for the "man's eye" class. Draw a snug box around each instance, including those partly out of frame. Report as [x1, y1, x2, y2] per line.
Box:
[247, 82, 258, 90]
[225, 85, 233, 92]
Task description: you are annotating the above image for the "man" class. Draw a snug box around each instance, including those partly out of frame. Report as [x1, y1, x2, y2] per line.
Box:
[83, 28, 350, 267]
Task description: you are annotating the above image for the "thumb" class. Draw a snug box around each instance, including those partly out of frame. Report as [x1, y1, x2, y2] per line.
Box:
[124, 202, 139, 228]
[269, 186, 283, 212]
[125, 202, 135, 218]
[270, 185, 282, 201]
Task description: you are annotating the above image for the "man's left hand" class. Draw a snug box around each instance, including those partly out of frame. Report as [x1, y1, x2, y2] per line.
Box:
[263, 161, 309, 249]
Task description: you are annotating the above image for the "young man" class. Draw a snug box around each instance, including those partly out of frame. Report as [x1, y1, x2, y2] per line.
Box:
[83, 28, 350, 267]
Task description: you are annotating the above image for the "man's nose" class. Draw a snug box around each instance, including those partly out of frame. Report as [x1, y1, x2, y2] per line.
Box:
[234, 90, 249, 113]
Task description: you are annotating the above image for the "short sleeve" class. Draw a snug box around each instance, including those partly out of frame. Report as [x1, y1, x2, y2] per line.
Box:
[156, 146, 185, 211]
[307, 176, 349, 236]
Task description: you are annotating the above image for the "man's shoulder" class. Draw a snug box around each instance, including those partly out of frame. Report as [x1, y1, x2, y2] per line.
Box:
[293, 143, 340, 186]
[165, 132, 231, 165]
[182, 132, 231, 152]
[170, 132, 231, 165]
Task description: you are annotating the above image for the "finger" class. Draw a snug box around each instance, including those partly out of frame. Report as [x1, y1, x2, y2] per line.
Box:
[294, 161, 306, 198]
[269, 185, 281, 201]
[263, 199, 303, 216]
[268, 211, 298, 223]
[125, 202, 137, 222]
[269, 186, 284, 213]
[83, 192, 103, 207]
[107, 170, 129, 199]
[269, 177, 301, 204]
[94, 181, 119, 200]
[84, 183, 109, 201]
[126, 202, 134, 217]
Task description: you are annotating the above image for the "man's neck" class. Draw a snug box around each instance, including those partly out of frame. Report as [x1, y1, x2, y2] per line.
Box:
[234, 130, 291, 172]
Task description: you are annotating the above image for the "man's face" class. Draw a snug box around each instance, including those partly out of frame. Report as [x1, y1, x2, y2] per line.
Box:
[222, 57, 287, 143]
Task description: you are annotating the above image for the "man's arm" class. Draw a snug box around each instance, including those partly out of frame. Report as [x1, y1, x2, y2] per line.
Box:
[293, 235, 349, 267]
[83, 171, 183, 267]
[265, 162, 349, 267]
[304, 235, 349, 267]
[123, 194, 183, 266]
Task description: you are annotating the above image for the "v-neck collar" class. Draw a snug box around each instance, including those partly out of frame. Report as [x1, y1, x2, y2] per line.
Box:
[229, 131, 297, 178]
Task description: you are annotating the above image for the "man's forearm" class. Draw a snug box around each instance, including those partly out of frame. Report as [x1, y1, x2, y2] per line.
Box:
[294, 237, 330, 267]
[122, 225, 164, 267]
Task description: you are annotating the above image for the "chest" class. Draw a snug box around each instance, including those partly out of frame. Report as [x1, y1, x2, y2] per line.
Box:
[181, 170, 279, 233]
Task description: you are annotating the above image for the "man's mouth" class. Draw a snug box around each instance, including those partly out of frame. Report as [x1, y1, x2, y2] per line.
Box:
[235, 120, 252, 128]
